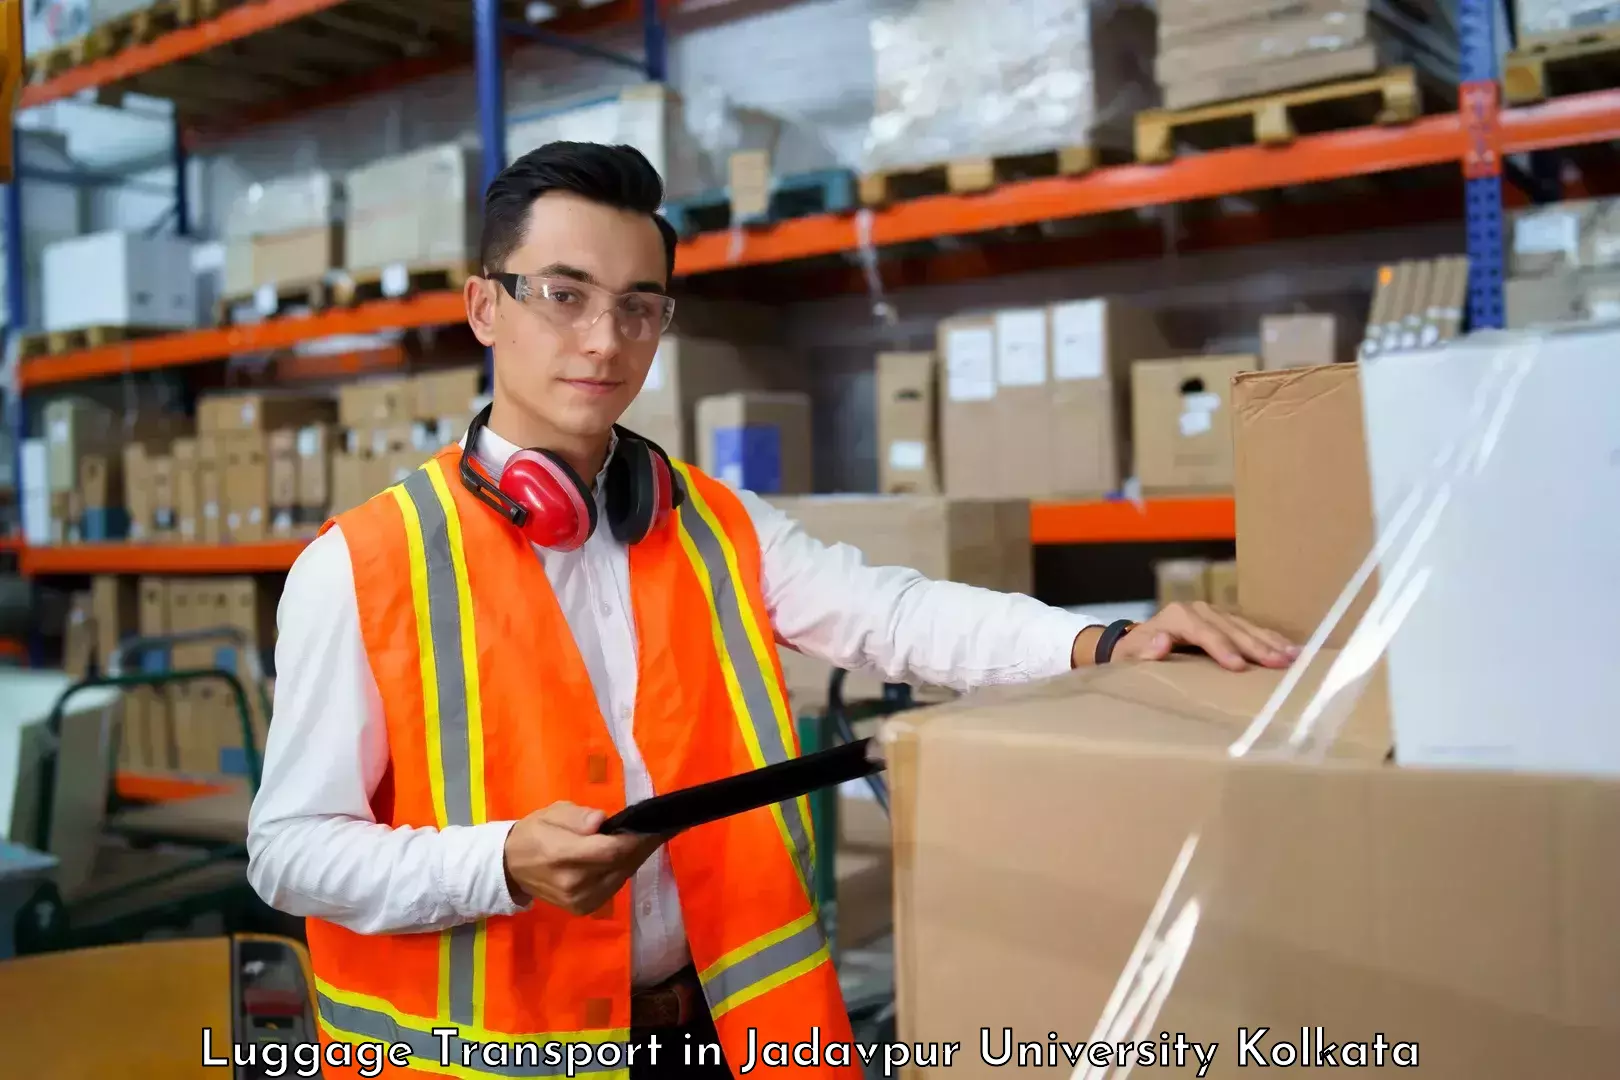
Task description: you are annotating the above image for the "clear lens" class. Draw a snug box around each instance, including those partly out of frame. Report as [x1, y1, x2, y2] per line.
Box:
[517, 275, 674, 341]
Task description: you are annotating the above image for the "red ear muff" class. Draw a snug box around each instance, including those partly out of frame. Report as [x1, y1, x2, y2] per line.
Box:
[647, 448, 674, 533]
[500, 449, 596, 551]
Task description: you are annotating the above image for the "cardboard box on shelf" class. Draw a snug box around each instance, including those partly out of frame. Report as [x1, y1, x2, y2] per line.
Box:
[197, 392, 336, 435]
[1206, 557, 1240, 611]
[937, 315, 999, 496]
[1260, 313, 1342, 369]
[617, 336, 783, 461]
[875, 352, 939, 495]
[90, 574, 137, 674]
[337, 378, 413, 430]
[268, 430, 299, 538]
[222, 172, 343, 296]
[170, 438, 200, 543]
[78, 454, 128, 541]
[224, 435, 270, 543]
[1359, 256, 1469, 357]
[694, 392, 813, 495]
[198, 435, 226, 545]
[344, 143, 482, 274]
[763, 495, 1031, 710]
[1233, 363, 1374, 646]
[1508, 196, 1620, 277]
[414, 367, 483, 426]
[42, 230, 197, 333]
[64, 592, 95, 681]
[150, 456, 177, 540]
[1154, 557, 1210, 608]
[43, 397, 116, 493]
[330, 452, 372, 517]
[1505, 267, 1620, 328]
[886, 652, 1618, 1078]
[1131, 354, 1253, 493]
[132, 576, 174, 771]
[296, 424, 336, 529]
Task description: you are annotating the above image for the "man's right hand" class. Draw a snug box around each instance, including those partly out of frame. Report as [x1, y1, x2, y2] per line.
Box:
[502, 801, 665, 917]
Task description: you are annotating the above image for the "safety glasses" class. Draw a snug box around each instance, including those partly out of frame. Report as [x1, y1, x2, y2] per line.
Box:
[487, 272, 676, 342]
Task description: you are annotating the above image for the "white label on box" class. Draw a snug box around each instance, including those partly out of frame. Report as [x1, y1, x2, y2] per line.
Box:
[1052, 300, 1105, 381]
[372, 431, 389, 455]
[993, 309, 1048, 387]
[381, 263, 410, 298]
[180, 520, 196, 539]
[241, 400, 257, 426]
[48, 418, 69, 444]
[944, 325, 995, 402]
[296, 427, 319, 457]
[205, 502, 219, 520]
[249, 507, 263, 525]
[227, 512, 241, 529]
[644, 346, 666, 392]
[254, 284, 278, 317]
[887, 440, 927, 471]
[1179, 391, 1220, 438]
[1514, 210, 1578, 259]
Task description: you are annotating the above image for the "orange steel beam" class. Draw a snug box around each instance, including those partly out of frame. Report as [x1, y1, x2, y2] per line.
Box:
[675, 114, 1469, 276]
[116, 771, 234, 802]
[18, 291, 466, 388]
[1030, 497, 1235, 546]
[1499, 87, 1620, 154]
[20, 0, 353, 108]
[21, 540, 310, 575]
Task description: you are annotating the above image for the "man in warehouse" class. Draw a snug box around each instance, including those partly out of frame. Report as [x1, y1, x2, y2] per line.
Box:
[246, 141, 1297, 1080]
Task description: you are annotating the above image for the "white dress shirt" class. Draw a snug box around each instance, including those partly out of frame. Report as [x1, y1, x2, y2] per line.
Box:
[246, 424, 1099, 988]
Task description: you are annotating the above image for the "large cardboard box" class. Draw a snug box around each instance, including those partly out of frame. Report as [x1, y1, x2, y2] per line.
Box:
[762, 495, 1031, 711]
[937, 316, 999, 496]
[1232, 364, 1374, 645]
[619, 336, 781, 462]
[344, 143, 482, 274]
[694, 392, 813, 495]
[1260, 313, 1342, 369]
[886, 654, 1619, 1079]
[875, 352, 939, 495]
[43, 397, 115, 493]
[1132, 355, 1253, 492]
[224, 434, 269, 543]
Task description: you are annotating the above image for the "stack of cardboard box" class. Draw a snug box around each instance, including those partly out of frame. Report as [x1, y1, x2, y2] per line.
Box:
[1153, 0, 1452, 111]
[330, 368, 484, 516]
[1505, 197, 1620, 329]
[221, 173, 344, 305]
[1154, 556, 1238, 610]
[885, 360, 1620, 1072]
[118, 576, 276, 780]
[344, 142, 482, 280]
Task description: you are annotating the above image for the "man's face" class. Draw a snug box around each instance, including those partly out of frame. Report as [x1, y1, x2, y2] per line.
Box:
[468, 191, 669, 440]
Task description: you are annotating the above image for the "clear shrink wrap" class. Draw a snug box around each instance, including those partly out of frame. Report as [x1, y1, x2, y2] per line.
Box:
[861, 0, 1156, 172]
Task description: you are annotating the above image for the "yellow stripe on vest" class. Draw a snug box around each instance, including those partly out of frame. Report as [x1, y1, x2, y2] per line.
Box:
[699, 911, 832, 1021]
[317, 978, 631, 1080]
[395, 462, 492, 1034]
[668, 463, 819, 899]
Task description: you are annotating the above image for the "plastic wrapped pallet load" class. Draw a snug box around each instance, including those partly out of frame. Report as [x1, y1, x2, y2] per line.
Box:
[343, 142, 482, 278]
[1516, 0, 1620, 43]
[861, 0, 1157, 172]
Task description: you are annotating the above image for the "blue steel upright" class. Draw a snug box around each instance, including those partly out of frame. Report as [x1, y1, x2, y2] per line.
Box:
[474, 0, 507, 195]
[642, 0, 667, 81]
[1459, 0, 1505, 332]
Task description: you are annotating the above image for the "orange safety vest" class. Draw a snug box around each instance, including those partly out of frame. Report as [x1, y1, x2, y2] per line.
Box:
[304, 444, 858, 1078]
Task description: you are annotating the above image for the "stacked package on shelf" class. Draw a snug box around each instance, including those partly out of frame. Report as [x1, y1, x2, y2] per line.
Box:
[330, 368, 485, 517]
[505, 82, 764, 202]
[344, 142, 482, 283]
[1153, 0, 1457, 111]
[1516, 0, 1620, 44]
[861, 0, 1156, 172]
[1356, 256, 1470, 356]
[41, 230, 198, 334]
[1504, 197, 1620, 328]
[221, 173, 344, 308]
[120, 575, 277, 780]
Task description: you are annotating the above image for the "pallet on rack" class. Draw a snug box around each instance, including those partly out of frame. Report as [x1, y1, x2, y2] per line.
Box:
[21, 0, 230, 84]
[857, 146, 1106, 207]
[1134, 66, 1423, 165]
[1503, 24, 1620, 106]
[17, 324, 174, 360]
[216, 278, 332, 324]
[333, 260, 474, 307]
[662, 169, 859, 237]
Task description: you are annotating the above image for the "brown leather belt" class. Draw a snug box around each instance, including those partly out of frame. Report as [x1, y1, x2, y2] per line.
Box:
[630, 965, 703, 1029]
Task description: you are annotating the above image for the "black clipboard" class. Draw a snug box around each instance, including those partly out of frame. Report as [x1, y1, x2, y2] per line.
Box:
[597, 738, 884, 836]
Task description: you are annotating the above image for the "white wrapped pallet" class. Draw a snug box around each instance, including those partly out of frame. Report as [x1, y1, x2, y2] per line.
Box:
[861, 0, 1157, 172]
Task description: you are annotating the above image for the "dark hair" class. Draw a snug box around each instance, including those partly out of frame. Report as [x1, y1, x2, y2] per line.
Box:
[479, 141, 678, 281]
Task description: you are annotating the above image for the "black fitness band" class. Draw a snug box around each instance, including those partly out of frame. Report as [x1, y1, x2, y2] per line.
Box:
[1094, 619, 1137, 665]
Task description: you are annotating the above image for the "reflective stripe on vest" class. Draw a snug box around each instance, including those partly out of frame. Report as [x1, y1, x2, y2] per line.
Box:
[669, 461, 819, 904]
[389, 463, 489, 1032]
[318, 979, 631, 1079]
[701, 909, 831, 1021]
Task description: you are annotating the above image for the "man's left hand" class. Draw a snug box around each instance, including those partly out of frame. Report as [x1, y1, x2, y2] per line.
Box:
[1073, 602, 1299, 672]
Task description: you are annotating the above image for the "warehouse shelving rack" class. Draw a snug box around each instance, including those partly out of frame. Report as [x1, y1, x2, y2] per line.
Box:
[0, 0, 1608, 560]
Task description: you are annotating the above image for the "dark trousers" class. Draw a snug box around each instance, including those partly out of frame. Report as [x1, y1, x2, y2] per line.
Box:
[627, 998, 733, 1079]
